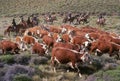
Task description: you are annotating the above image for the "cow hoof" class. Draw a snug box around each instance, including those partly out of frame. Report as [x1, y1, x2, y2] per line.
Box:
[67, 70, 69, 72]
[79, 73, 82, 78]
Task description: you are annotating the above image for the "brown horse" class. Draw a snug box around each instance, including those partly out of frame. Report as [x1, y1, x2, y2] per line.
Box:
[96, 18, 106, 26]
[4, 24, 27, 36]
[77, 14, 90, 24]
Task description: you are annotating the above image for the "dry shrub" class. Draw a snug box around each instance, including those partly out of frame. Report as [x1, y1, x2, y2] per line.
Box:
[29, 56, 48, 65]
[3, 64, 35, 81]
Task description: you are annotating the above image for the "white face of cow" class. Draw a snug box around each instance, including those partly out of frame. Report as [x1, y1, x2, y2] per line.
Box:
[56, 35, 62, 42]
[84, 41, 89, 47]
[95, 49, 102, 56]
[41, 44, 47, 50]
[61, 28, 67, 33]
[41, 44, 49, 55]
[85, 33, 90, 39]
[19, 42, 28, 51]
[36, 30, 40, 35]
[80, 52, 90, 62]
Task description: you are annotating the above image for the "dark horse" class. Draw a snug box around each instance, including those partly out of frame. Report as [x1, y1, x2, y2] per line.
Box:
[4, 24, 27, 36]
[44, 15, 57, 24]
[63, 14, 79, 24]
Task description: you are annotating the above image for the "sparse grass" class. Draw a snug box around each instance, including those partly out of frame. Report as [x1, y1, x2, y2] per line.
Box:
[13, 74, 33, 81]
[0, 0, 120, 16]
[93, 65, 120, 81]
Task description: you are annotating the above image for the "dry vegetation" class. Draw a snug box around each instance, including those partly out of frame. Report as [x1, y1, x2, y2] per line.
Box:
[0, 0, 120, 16]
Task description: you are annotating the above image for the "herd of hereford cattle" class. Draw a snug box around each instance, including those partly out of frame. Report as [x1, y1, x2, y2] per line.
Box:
[1, 15, 120, 77]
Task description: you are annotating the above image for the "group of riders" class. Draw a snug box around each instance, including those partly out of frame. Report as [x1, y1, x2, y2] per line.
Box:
[64, 12, 105, 24]
[11, 13, 105, 29]
[11, 14, 39, 29]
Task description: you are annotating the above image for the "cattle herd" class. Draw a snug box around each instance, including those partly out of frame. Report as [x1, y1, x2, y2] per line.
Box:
[1, 13, 120, 77]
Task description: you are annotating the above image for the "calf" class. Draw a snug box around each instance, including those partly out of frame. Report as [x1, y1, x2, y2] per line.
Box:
[0, 40, 20, 54]
[51, 47, 90, 77]
[22, 35, 38, 45]
[42, 35, 54, 48]
[31, 42, 48, 56]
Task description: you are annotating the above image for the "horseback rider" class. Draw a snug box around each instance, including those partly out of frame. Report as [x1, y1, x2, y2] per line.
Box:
[67, 12, 72, 19]
[98, 14, 104, 22]
[19, 16, 24, 24]
[27, 17, 31, 24]
[32, 15, 39, 26]
[12, 18, 17, 29]
[48, 14, 52, 19]
[99, 14, 103, 19]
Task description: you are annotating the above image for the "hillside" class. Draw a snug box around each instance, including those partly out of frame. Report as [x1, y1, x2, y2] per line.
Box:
[0, 0, 120, 16]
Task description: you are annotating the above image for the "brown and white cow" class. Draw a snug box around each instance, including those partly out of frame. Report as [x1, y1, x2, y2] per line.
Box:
[53, 42, 80, 52]
[98, 34, 120, 45]
[42, 34, 54, 48]
[0, 40, 20, 54]
[22, 35, 38, 45]
[51, 47, 90, 77]
[24, 26, 41, 36]
[72, 36, 91, 48]
[31, 42, 48, 56]
[89, 40, 120, 58]
[15, 35, 38, 51]
[49, 25, 61, 33]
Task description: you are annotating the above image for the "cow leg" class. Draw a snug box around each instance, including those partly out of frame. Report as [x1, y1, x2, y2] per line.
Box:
[75, 63, 82, 77]
[116, 53, 119, 59]
[45, 49, 49, 55]
[2, 49, 5, 54]
[89, 46, 96, 54]
[11, 49, 15, 54]
[51, 57, 57, 73]
[109, 47, 114, 57]
[70, 62, 82, 77]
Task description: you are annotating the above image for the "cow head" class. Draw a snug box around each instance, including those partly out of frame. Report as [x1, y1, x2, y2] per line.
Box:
[19, 41, 28, 51]
[83, 41, 91, 50]
[36, 29, 40, 35]
[56, 34, 63, 42]
[61, 28, 67, 34]
[95, 49, 102, 56]
[41, 43, 49, 55]
[85, 33, 93, 42]
[80, 51, 92, 64]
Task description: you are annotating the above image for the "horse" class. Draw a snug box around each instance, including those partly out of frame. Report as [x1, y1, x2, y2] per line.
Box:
[4, 24, 27, 36]
[44, 15, 57, 24]
[63, 14, 79, 24]
[77, 13, 90, 24]
[96, 18, 106, 26]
